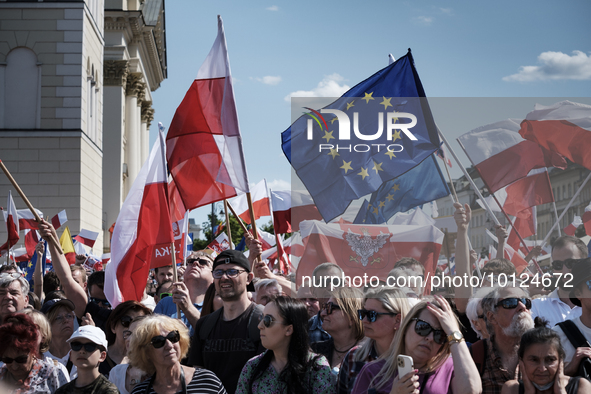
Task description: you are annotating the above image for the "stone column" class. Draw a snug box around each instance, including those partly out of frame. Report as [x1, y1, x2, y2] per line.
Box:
[136, 83, 146, 169]
[125, 73, 143, 196]
[141, 101, 155, 165]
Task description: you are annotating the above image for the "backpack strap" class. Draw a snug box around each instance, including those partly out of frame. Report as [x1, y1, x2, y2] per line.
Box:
[198, 307, 223, 341]
[248, 303, 264, 342]
[557, 320, 591, 349]
[469, 339, 487, 377]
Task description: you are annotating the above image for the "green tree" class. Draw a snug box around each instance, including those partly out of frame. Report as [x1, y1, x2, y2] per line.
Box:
[193, 210, 247, 251]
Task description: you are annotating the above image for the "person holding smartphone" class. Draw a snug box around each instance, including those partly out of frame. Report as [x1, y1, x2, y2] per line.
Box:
[352, 296, 481, 394]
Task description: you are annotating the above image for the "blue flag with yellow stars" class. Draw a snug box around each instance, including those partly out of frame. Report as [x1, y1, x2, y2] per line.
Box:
[282, 49, 440, 222]
[23, 240, 47, 284]
[354, 154, 450, 224]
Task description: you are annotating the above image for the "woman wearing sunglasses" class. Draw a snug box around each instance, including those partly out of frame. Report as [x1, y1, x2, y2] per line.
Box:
[236, 296, 332, 394]
[128, 315, 226, 394]
[337, 288, 410, 394]
[0, 313, 68, 393]
[352, 296, 481, 394]
[102, 300, 152, 377]
[312, 287, 365, 374]
[501, 326, 591, 394]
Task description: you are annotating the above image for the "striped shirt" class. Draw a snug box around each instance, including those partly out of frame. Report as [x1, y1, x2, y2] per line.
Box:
[131, 368, 227, 394]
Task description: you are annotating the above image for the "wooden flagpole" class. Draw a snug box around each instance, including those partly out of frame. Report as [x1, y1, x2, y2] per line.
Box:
[225, 201, 249, 234]
[0, 160, 63, 254]
[170, 241, 181, 319]
[246, 192, 262, 266]
[223, 200, 233, 248]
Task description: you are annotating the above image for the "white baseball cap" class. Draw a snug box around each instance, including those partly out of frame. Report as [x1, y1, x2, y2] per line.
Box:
[67, 326, 108, 349]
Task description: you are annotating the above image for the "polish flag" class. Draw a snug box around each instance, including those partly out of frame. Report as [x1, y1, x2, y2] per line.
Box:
[520, 101, 591, 171]
[297, 220, 444, 286]
[207, 232, 231, 255]
[11, 247, 30, 263]
[230, 179, 270, 224]
[166, 16, 249, 211]
[260, 235, 292, 274]
[271, 190, 292, 234]
[172, 211, 190, 264]
[457, 119, 566, 193]
[0, 191, 20, 255]
[2, 208, 43, 230]
[105, 129, 174, 308]
[506, 207, 537, 252]
[24, 229, 40, 258]
[582, 202, 591, 236]
[101, 253, 111, 266]
[486, 228, 528, 273]
[74, 229, 99, 248]
[564, 215, 583, 236]
[291, 190, 323, 232]
[51, 210, 68, 230]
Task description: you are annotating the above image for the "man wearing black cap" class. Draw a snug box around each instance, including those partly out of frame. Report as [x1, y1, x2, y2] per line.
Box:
[188, 249, 264, 394]
[553, 257, 591, 376]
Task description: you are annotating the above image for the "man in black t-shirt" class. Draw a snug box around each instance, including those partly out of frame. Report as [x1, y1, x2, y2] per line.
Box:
[188, 250, 264, 393]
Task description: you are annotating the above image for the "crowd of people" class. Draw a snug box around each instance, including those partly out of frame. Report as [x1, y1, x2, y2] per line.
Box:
[0, 205, 591, 394]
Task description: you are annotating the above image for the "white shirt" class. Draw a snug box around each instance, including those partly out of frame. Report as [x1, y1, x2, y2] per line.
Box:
[552, 316, 591, 363]
[531, 288, 581, 328]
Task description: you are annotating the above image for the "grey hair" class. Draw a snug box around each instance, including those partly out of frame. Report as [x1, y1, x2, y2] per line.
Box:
[254, 278, 281, 293]
[466, 287, 494, 339]
[0, 274, 29, 295]
[481, 285, 529, 335]
[312, 262, 344, 278]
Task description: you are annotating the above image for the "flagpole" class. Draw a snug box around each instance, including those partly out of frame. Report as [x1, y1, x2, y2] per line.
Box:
[223, 200, 233, 248]
[542, 171, 591, 247]
[0, 160, 63, 254]
[552, 202, 562, 236]
[225, 201, 249, 234]
[437, 147, 458, 203]
[170, 241, 181, 320]
[246, 192, 261, 263]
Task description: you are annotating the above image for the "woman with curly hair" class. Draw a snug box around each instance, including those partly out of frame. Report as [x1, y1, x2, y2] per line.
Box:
[236, 296, 333, 394]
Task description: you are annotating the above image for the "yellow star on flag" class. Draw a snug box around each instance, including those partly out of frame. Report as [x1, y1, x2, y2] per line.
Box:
[322, 130, 335, 142]
[346, 101, 355, 110]
[385, 150, 396, 159]
[380, 97, 392, 110]
[358, 167, 369, 180]
[327, 148, 339, 159]
[372, 162, 383, 174]
[386, 193, 394, 202]
[392, 184, 400, 192]
[378, 201, 385, 208]
[391, 130, 401, 142]
[28, 262, 33, 268]
[340, 160, 353, 174]
[330, 116, 339, 124]
[24, 272, 28, 277]
[362, 92, 375, 103]
[372, 207, 379, 215]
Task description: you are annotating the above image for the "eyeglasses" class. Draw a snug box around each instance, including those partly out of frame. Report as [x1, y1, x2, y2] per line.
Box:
[412, 318, 447, 344]
[495, 297, 532, 310]
[151, 330, 180, 349]
[120, 315, 133, 328]
[1, 355, 29, 364]
[358, 309, 397, 323]
[551, 259, 577, 270]
[70, 341, 100, 353]
[54, 313, 75, 324]
[187, 258, 211, 267]
[321, 302, 341, 315]
[259, 314, 283, 328]
[90, 297, 111, 308]
[159, 292, 172, 299]
[212, 269, 246, 279]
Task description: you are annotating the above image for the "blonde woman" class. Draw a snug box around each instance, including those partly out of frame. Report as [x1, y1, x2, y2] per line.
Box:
[337, 288, 410, 394]
[352, 296, 481, 394]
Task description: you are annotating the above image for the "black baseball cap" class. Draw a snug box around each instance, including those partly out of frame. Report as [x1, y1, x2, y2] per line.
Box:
[213, 250, 251, 272]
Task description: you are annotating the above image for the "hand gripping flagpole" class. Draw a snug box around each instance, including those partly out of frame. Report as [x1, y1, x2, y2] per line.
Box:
[0, 160, 63, 254]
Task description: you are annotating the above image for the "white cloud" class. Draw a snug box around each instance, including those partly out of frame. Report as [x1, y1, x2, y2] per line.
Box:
[503, 50, 591, 82]
[284, 73, 350, 102]
[266, 179, 291, 192]
[439, 7, 453, 15]
[254, 75, 282, 85]
[266, 5, 279, 11]
[414, 16, 434, 25]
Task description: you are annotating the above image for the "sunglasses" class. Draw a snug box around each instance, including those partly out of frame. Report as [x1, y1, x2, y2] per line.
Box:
[412, 318, 447, 344]
[187, 258, 211, 267]
[358, 309, 396, 323]
[151, 330, 180, 349]
[90, 297, 111, 308]
[70, 341, 100, 353]
[551, 259, 577, 270]
[212, 269, 246, 279]
[495, 297, 532, 310]
[1, 355, 28, 364]
[321, 302, 341, 315]
[259, 314, 282, 328]
[120, 315, 133, 328]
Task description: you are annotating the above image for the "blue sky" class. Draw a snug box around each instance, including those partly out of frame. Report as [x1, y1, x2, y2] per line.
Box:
[150, 0, 591, 237]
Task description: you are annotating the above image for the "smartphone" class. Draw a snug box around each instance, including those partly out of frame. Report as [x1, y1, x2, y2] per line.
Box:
[397, 355, 414, 378]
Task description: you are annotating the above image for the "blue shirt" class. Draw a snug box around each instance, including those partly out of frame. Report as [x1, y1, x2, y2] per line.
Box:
[308, 312, 331, 344]
[153, 296, 203, 335]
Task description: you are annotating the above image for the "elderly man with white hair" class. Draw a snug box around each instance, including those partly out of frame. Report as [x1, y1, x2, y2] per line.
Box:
[254, 278, 282, 306]
[0, 272, 29, 323]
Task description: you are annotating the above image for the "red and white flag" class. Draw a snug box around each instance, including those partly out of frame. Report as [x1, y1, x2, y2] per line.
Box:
[74, 229, 99, 248]
[51, 210, 68, 229]
[582, 201, 591, 236]
[230, 179, 270, 224]
[0, 191, 20, 255]
[207, 232, 231, 255]
[2, 208, 43, 230]
[564, 215, 583, 236]
[271, 190, 292, 234]
[24, 229, 40, 258]
[507, 207, 537, 252]
[457, 119, 566, 193]
[166, 16, 249, 211]
[172, 211, 190, 264]
[10, 247, 30, 263]
[290, 190, 323, 232]
[520, 101, 591, 171]
[105, 129, 174, 308]
[486, 229, 528, 273]
[297, 220, 443, 286]
[101, 253, 111, 266]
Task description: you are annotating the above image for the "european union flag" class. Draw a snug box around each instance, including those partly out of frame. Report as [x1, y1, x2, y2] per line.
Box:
[354, 155, 450, 224]
[282, 49, 440, 221]
[23, 240, 47, 284]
